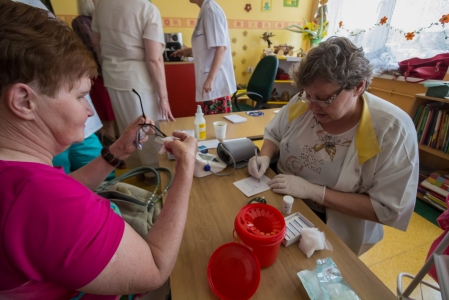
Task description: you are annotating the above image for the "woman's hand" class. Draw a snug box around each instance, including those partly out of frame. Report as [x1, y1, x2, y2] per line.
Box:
[109, 116, 151, 160]
[267, 174, 326, 205]
[202, 77, 214, 98]
[171, 48, 192, 58]
[248, 155, 270, 179]
[160, 99, 175, 121]
[163, 131, 197, 163]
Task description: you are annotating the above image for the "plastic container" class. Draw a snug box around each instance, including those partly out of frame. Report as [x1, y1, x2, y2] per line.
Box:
[281, 195, 294, 214]
[234, 203, 286, 268]
[194, 105, 206, 140]
[207, 242, 260, 300]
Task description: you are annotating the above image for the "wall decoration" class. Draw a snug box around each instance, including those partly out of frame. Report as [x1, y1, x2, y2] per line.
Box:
[243, 30, 248, 37]
[245, 4, 252, 12]
[261, 0, 272, 12]
[242, 45, 248, 50]
[241, 71, 247, 77]
[232, 37, 237, 43]
[336, 14, 449, 41]
[283, 0, 299, 8]
[260, 31, 275, 48]
[241, 59, 247, 64]
[232, 51, 237, 57]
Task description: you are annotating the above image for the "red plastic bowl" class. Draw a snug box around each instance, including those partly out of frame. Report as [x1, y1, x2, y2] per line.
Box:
[207, 242, 260, 300]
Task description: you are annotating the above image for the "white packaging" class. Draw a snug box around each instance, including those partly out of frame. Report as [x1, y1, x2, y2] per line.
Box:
[282, 195, 294, 214]
[282, 212, 314, 247]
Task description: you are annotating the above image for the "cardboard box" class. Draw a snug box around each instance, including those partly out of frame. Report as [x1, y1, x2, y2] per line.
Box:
[282, 212, 314, 247]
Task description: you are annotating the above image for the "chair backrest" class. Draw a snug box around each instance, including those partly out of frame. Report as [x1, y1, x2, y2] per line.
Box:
[247, 56, 279, 106]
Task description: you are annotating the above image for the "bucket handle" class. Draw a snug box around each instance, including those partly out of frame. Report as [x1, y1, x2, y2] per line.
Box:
[248, 197, 267, 205]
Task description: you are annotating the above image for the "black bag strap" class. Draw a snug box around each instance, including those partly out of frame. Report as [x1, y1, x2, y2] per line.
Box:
[95, 166, 173, 207]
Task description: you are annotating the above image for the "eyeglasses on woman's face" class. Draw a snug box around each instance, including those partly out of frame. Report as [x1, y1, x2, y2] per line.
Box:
[300, 85, 346, 107]
[132, 89, 167, 141]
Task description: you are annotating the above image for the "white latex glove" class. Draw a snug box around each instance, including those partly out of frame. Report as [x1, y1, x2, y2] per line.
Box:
[247, 155, 270, 180]
[267, 174, 325, 205]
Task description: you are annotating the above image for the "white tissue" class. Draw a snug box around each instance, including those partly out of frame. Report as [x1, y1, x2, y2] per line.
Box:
[298, 228, 332, 258]
[158, 137, 177, 154]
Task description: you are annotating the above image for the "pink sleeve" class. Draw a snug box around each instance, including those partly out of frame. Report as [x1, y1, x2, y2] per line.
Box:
[3, 172, 125, 290]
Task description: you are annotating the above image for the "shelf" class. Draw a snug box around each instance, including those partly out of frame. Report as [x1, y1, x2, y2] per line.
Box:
[419, 144, 449, 160]
[274, 80, 294, 83]
[277, 56, 301, 61]
[267, 101, 288, 105]
[415, 93, 449, 102]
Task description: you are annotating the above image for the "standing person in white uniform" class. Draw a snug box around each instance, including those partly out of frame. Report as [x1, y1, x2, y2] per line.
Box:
[91, 0, 175, 176]
[248, 37, 419, 256]
[171, 0, 236, 115]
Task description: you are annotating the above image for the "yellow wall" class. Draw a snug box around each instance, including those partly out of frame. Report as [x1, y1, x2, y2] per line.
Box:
[51, 0, 76, 15]
[52, 0, 314, 85]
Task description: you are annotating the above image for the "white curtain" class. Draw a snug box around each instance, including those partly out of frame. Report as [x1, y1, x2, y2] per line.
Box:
[327, 0, 449, 75]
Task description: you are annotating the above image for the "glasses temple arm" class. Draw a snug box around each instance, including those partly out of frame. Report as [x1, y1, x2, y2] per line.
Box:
[150, 124, 168, 137]
[132, 88, 146, 119]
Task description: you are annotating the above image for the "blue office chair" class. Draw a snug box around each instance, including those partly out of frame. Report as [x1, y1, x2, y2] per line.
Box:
[232, 55, 279, 111]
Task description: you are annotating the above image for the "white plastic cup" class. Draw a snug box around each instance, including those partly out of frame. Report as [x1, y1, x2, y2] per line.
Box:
[282, 196, 294, 214]
[213, 121, 227, 140]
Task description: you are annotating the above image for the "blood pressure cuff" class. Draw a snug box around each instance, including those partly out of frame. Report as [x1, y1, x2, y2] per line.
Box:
[217, 138, 255, 169]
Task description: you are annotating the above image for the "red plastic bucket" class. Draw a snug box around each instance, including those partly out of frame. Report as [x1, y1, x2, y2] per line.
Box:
[234, 203, 286, 268]
[207, 242, 260, 300]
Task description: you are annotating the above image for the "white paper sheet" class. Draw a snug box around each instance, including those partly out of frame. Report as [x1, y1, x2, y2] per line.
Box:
[233, 175, 271, 197]
[198, 139, 220, 149]
[224, 114, 247, 123]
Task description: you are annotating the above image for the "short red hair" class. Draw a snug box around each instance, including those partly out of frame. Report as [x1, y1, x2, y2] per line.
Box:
[0, 0, 98, 98]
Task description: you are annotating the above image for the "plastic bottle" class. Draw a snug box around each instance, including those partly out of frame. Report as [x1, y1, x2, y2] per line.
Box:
[282, 195, 294, 214]
[194, 105, 206, 140]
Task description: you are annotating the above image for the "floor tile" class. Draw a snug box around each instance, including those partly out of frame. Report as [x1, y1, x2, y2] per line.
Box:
[368, 244, 442, 299]
[360, 213, 443, 267]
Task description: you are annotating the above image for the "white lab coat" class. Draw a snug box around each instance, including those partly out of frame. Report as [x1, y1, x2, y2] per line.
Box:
[191, 0, 236, 102]
[264, 92, 419, 255]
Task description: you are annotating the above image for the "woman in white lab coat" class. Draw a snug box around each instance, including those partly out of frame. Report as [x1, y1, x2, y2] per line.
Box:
[247, 37, 419, 256]
[172, 0, 236, 115]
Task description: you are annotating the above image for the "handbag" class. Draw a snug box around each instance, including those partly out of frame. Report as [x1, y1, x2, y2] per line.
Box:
[398, 53, 449, 83]
[95, 166, 173, 238]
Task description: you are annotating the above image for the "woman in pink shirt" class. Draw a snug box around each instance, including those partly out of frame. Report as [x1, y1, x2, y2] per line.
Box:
[0, 2, 197, 299]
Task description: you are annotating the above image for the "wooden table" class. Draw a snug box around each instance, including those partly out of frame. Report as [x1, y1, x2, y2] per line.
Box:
[159, 108, 279, 141]
[158, 111, 396, 299]
[158, 158, 395, 299]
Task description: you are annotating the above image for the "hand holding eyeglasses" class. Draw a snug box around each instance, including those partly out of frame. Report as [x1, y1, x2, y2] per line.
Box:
[132, 88, 172, 149]
[109, 116, 152, 161]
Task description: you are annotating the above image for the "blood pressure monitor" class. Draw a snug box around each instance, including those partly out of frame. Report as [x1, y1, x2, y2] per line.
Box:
[194, 152, 227, 177]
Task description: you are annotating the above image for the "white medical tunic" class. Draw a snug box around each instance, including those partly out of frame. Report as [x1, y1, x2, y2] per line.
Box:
[191, 0, 236, 102]
[264, 92, 419, 255]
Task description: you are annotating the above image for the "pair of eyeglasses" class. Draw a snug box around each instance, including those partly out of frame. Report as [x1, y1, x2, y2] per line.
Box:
[132, 89, 168, 141]
[300, 85, 346, 107]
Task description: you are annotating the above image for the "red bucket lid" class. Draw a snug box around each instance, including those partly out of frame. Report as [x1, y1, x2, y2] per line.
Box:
[208, 242, 260, 300]
[234, 203, 286, 244]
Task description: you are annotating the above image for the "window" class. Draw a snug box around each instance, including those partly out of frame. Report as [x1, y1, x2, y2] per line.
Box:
[327, 0, 449, 74]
